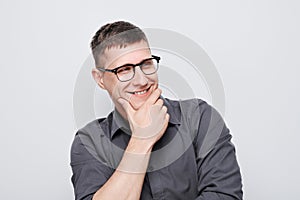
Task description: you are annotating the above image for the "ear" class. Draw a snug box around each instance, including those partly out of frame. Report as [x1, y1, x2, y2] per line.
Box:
[92, 68, 105, 89]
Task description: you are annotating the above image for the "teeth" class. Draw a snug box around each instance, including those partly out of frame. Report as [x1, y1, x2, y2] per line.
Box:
[134, 89, 147, 95]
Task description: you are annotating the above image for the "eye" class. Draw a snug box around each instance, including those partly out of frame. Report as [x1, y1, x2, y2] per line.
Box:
[141, 60, 154, 68]
[117, 65, 133, 74]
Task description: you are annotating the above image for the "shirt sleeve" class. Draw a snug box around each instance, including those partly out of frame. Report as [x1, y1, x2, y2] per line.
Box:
[192, 100, 243, 200]
[70, 132, 113, 200]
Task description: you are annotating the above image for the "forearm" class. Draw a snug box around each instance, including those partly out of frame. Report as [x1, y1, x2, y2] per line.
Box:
[92, 89, 168, 199]
[92, 138, 153, 200]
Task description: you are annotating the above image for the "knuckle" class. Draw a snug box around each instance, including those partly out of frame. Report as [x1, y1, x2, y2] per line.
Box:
[162, 106, 167, 111]
[157, 99, 163, 105]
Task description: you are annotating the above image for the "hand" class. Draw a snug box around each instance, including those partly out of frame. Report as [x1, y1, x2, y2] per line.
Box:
[117, 89, 170, 147]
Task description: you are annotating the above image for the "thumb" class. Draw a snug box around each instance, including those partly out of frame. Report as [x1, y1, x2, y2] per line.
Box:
[117, 97, 134, 116]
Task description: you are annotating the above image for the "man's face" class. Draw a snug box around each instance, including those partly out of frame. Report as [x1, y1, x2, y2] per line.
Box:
[94, 41, 159, 118]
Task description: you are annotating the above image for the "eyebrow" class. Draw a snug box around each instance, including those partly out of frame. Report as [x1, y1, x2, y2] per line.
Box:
[117, 57, 152, 68]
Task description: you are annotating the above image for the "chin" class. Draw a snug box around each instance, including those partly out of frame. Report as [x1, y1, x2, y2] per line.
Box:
[130, 101, 144, 110]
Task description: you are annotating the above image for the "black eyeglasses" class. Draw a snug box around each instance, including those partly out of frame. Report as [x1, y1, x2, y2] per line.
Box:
[97, 55, 160, 82]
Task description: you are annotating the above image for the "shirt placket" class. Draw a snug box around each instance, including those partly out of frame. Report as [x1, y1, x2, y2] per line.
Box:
[146, 169, 165, 200]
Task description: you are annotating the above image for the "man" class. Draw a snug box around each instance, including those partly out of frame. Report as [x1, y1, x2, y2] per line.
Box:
[71, 21, 243, 200]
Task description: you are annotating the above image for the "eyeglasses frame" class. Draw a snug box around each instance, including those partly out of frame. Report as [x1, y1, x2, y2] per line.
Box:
[96, 55, 160, 82]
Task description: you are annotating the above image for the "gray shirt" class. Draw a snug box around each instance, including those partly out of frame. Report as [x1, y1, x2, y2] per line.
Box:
[70, 97, 243, 200]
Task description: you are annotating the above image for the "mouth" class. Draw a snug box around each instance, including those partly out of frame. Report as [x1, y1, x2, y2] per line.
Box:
[128, 86, 151, 96]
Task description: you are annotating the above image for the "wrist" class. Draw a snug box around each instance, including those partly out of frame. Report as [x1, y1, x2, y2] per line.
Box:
[126, 137, 153, 154]
[118, 138, 153, 173]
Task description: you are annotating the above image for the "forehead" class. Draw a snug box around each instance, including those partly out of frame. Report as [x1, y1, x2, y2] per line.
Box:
[102, 41, 151, 68]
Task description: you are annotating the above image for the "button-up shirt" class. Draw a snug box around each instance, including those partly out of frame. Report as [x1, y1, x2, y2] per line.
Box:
[70, 97, 243, 200]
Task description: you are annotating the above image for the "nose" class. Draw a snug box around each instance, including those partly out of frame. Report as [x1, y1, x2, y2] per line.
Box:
[131, 67, 148, 86]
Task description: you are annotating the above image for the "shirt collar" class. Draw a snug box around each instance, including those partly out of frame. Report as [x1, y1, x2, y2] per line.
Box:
[110, 96, 181, 139]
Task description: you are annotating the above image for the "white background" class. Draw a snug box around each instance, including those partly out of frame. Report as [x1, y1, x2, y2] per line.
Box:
[1, 0, 299, 199]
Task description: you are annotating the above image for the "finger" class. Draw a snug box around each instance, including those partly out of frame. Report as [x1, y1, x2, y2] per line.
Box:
[155, 99, 164, 108]
[159, 113, 170, 136]
[117, 97, 135, 116]
[161, 105, 167, 114]
[165, 113, 170, 124]
[145, 88, 162, 106]
[165, 113, 170, 121]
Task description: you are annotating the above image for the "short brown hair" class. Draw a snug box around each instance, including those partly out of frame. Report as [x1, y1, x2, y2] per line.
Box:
[90, 21, 148, 67]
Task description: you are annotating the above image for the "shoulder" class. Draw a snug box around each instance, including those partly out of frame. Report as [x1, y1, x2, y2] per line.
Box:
[71, 113, 113, 160]
[164, 97, 209, 107]
[164, 97, 213, 118]
[76, 111, 114, 139]
[164, 97, 226, 140]
[71, 114, 115, 165]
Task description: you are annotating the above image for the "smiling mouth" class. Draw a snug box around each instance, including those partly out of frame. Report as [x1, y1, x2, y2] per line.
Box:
[129, 86, 151, 95]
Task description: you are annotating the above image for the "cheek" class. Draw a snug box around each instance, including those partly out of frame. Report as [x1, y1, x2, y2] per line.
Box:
[147, 73, 158, 83]
[108, 81, 130, 99]
[103, 74, 117, 90]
